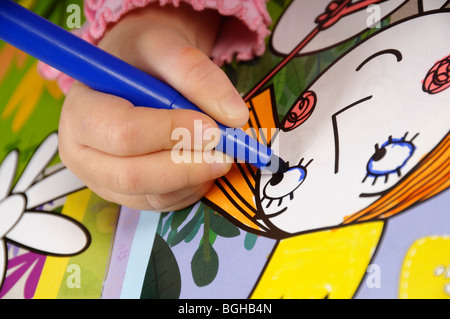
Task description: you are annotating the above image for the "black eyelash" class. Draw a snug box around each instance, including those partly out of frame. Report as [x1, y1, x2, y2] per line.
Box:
[277, 198, 283, 207]
[297, 158, 313, 168]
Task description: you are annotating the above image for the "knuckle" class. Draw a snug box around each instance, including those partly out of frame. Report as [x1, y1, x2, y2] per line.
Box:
[158, 170, 176, 191]
[154, 109, 176, 150]
[184, 164, 210, 188]
[114, 26, 164, 66]
[115, 164, 140, 195]
[145, 195, 170, 212]
[178, 48, 221, 89]
[109, 119, 137, 155]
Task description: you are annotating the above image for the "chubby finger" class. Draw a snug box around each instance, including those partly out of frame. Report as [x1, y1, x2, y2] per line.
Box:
[99, 16, 249, 128]
[61, 82, 221, 156]
[60, 143, 232, 196]
[162, 46, 250, 128]
[90, 180, 215, 212]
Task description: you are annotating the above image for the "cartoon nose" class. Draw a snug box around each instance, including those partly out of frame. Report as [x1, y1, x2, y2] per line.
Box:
[281, 90, 317, 131]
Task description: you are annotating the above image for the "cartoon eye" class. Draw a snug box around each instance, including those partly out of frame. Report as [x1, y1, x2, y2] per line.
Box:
[363, 132, 418, 185]
[262, 158, 312, 208]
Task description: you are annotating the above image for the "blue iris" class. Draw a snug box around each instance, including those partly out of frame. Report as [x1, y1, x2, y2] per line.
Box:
[363, 133, 418, 185]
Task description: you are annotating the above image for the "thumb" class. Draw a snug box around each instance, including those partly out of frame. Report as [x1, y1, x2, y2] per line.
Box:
[99, 20, 249, 128]
[163, 45, 250, 128]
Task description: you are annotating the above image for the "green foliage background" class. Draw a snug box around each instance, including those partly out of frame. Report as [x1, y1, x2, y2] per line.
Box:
[0, 0, 85, 180]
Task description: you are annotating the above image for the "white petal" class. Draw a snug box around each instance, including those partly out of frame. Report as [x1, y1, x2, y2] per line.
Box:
[0, 240, 6, 289]
[13, 133, 58, 193]
[0, 151, 18, 201]
[6, 211, 90, 255]
[25, 168, 85, 209]
[0, 195, 26, 238]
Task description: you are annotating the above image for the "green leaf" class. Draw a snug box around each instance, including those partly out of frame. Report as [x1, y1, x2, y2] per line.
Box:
[287, 58, 308, 96]
[236, 64, 255, 94]
[170, 206, 203, 247]
[166, 229, 178, 246]
[273, 67, 287, 105]
[320, 50, 336, 65]
[209, 212, 240, 238]
[336, 38, 357, 54]
[171, 205, 193, 230]
[198, 229, 218, 247]
[191, 242, 219, 287]
[224, 64, 238, 87]
[244, 232, 259, 250]
[208, 230, 217, 246]
[156, 212, 169, 235]
[160, 213, 173, 237]
[140, 234, 181, 299]
[303, 54, 319, 81]
[184, 213, 204, 244]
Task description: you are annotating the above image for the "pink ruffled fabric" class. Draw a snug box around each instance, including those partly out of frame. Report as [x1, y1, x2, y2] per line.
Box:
[38, 0, 271, 94]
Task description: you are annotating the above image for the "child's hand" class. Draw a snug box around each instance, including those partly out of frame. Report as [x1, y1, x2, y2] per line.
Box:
[58, 3, 249, 211]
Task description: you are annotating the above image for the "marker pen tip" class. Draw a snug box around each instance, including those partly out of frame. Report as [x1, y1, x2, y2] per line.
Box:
[263, 154, 288, 174]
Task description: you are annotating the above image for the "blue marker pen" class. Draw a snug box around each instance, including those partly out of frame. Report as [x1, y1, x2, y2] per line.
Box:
[0, 0, 286, 174]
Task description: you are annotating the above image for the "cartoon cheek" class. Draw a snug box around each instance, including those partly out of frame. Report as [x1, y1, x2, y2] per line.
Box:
[422, 54, 450, 94]
[281, 90, 316, 131]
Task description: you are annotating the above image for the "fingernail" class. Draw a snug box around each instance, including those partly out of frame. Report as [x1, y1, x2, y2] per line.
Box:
[220, 91, 249, 120]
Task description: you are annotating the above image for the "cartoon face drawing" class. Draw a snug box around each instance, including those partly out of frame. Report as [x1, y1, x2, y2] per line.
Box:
[257, 12, 450, 234]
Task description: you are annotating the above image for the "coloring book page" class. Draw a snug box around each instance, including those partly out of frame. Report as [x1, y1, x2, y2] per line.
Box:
[121, 0, 450, 299]
[0, 0, 448, 299]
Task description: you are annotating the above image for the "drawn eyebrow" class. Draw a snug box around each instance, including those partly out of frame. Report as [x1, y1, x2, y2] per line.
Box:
[356, 49, 403, 71]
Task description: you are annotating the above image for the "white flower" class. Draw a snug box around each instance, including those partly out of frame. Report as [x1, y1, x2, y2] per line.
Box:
[0, 133, 89, 288]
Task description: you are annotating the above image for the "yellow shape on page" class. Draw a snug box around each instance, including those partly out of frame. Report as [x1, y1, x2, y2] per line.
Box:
[399, 236, 450, 299]
[251, 221, 384, 299]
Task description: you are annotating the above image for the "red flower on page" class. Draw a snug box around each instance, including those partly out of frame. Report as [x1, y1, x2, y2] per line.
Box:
[282, 91, 317, 131]
[422, 55, 450, 94]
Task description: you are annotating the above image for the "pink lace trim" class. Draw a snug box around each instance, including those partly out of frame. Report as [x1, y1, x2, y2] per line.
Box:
[38, 0, 271, 94]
